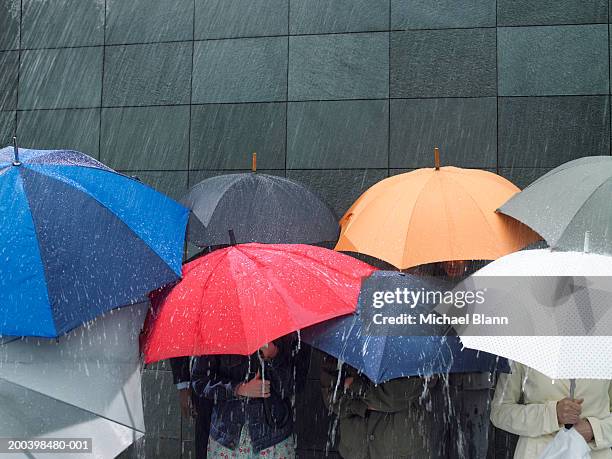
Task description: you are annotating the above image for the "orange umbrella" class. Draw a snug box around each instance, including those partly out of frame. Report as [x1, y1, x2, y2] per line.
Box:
[335, 149, 540, 269]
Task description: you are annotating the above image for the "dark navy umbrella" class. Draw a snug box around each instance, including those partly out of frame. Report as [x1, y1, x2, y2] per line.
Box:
[301, 271, 508, 384]
[0, 145, 189, 337]
[182, 159, 339, 247]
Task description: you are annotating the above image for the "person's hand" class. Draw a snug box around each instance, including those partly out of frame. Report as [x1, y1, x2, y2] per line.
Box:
[556, 398, 583, 425]
[259, 342, 278, 360]
[344, 376, 354, 390]
[235, 371, 270, 398]
[574, 418, 594, 442]
[178, 388, 195, 418]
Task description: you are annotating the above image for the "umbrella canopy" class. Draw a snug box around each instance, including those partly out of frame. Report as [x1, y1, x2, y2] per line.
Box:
[454, 249, 612, 379]
[0, 146, 188, 337]
[0, 303, 146, 458]
[182, 172, 339, 247]
[499, 156, 612, 255]
[141, 243, 375, 363]
[335, 162, 539, 269]
[301, 271, 508, 384]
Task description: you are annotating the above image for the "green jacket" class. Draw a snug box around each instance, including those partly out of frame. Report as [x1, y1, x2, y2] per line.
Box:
[320, 354, 431, 459]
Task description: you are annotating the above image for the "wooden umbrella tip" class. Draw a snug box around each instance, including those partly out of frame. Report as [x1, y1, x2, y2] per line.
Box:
[252, 152, 257, 172]
[434, 147, 440, 170]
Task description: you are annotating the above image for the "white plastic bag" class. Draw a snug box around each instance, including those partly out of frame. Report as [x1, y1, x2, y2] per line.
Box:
[538, 428, 591, 459]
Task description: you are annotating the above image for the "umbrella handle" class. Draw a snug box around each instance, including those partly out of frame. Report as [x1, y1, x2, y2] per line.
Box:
[565, 379, 577, 429]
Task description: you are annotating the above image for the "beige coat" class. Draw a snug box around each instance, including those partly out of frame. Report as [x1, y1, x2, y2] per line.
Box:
[491, 362, 612, 458]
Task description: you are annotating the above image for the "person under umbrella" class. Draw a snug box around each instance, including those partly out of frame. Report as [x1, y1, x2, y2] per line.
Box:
[191, 335, 298, 458]
[303, 269, 506, 458]
[491, 362, 612, 458]
[173, 155, 338, 458]
[320, 353, 430, 459]
[411, 260, 496, 459]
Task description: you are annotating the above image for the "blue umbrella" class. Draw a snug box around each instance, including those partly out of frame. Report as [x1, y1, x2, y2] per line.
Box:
[301, 271, 508, 384]
[0, 144, 188, 337]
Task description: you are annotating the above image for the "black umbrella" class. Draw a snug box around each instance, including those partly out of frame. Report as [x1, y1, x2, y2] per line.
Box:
[183, 154, 339, 247]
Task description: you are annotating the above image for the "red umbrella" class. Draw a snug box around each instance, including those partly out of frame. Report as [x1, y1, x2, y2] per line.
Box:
[141, 243, 375, 363]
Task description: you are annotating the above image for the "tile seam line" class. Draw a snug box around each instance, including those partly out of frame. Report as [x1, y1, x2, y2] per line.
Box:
[9, 93, 611, 114]
[6, 21, 612, 54]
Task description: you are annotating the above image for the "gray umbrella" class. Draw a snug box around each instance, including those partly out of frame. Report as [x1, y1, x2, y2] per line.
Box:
[498, 156, 612, 254]
[182, 171, 339, 247]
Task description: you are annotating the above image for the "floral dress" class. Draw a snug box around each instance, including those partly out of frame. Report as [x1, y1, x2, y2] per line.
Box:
[208, 427, 295, 459]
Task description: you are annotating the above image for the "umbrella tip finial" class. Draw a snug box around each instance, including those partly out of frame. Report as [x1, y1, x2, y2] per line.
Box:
[252, 152, 257, 172]
[434, 147, 440, 170]
[228, 229, 237, 246]
[12, 136, 21, 166]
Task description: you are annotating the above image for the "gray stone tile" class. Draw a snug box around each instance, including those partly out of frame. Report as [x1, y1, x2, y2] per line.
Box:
[100, 106, 190, 170]
[21, 0, 104, 49]
[17, 108, 100, 157]
[289, 33, 388, 101]
[105, 0, 194, 44]
[181, 440, 196, 459]
[103, 42, 192, 107]
[0, 51, 18, 110]
[286, 169, 388, 218]
[287, 100, 388, 169]
[390, 97, 497, 168]
[19, 47, 103, 110]
[0, 111, 16, 146]
[390, 29, 496, 98]
[190, 102, 286, 170]
[192, 37, 287, 103]
[498, 167, 553, 190]
[498, 0, 608, 26]
[141, 368, 182, 439]
[0, 0, 20, 51]
[181, 410, 196, 442]
[119, 436, 181, 459]
[498, 96, 610, 168]
[195, 0, 288, 39]
[125, 171, 189, 201]
[290, 0, 389, 34]
[391, 0, 495, 29]
[145, 359, 172, 372]
[498, 25, 609, 96]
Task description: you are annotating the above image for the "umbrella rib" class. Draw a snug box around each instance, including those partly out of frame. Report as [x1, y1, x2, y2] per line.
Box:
[443, 172, 502, 252]
[245, 244, 370, 283]
[234, 246, 359, 335]
[391, 172, 434, 268]
[553, 176, 612, 248]
[18, 170, 59, 335]
[21, 166, 184, 275]
[232, 246, 282, 353]
[194, 250, 233, 355]
[0, 377, 146, 435]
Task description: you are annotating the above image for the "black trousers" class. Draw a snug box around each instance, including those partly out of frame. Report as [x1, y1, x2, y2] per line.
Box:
[192, 393, 213, 459]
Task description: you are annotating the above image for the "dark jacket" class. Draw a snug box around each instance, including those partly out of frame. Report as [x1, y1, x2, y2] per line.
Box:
[191, 338, 295, 453]
[320, 353, 430, 459]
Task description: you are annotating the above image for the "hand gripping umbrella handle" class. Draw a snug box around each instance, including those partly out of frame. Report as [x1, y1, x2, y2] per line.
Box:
[565, 379, 577, 429]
